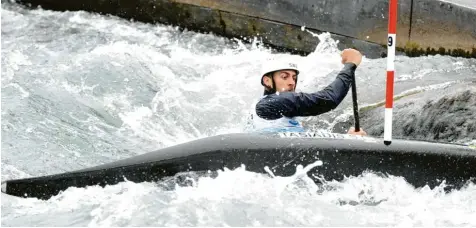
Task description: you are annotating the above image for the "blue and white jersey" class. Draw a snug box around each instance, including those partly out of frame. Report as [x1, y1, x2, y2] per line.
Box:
[245, 98, 305, 133]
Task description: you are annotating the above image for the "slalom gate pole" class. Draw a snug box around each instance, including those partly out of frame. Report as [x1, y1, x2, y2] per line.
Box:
[384, 0, 397, 146]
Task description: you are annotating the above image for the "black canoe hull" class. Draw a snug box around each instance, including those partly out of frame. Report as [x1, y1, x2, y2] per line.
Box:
[2, 131, 476, 200]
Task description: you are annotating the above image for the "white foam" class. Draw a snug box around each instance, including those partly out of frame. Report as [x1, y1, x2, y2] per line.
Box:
[3, 83, 30, 98]
[3, 166, 475, 226]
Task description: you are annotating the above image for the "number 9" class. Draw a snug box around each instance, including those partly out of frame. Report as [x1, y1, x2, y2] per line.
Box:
[388, 36, 393, 47]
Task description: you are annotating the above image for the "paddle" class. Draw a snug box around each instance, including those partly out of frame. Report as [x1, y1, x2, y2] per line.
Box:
[351, 74, 360, 132]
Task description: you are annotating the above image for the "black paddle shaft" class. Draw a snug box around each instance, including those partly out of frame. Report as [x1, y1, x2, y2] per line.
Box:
[351, 74, 360, 131]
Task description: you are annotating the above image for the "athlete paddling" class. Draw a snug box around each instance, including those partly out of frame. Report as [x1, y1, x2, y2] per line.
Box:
[248, 48, 367, 136]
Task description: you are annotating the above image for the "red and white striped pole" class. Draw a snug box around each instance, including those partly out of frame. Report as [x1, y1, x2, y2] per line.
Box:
[384, 0, 397, 146]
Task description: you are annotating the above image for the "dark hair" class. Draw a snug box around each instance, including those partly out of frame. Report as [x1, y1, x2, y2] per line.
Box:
[262, 72, 276, 95]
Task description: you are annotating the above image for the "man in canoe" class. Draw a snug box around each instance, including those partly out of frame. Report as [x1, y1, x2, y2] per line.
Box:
[247, 48, 367, 136]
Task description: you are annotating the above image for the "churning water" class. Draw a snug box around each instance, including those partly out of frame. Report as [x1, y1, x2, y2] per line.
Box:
[1, 2, 476, 226]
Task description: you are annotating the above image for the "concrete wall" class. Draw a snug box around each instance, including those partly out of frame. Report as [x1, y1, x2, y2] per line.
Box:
[173, 0, 413, 48]
[15, 0, 476, 58]
[410, 0, 476, 54]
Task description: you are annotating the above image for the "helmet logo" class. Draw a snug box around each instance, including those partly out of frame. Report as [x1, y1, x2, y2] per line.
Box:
[288, 63, 297, 68]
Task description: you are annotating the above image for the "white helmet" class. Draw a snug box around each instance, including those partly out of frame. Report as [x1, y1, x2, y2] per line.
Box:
[260, 59, 300, 86]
